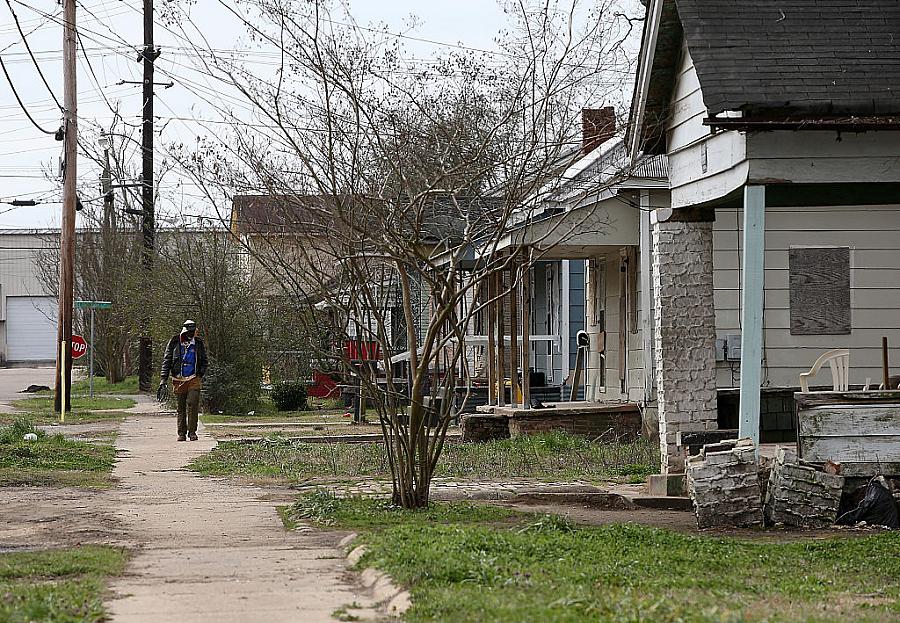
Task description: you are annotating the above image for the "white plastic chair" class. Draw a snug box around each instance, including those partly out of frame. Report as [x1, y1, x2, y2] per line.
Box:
[799, 349, 850, 392]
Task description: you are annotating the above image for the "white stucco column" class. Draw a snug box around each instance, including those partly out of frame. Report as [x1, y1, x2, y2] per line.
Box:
[652, 208, 718, 473]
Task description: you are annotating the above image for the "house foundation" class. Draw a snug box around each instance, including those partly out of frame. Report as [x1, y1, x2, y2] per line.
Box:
[652, 212, 718, 473]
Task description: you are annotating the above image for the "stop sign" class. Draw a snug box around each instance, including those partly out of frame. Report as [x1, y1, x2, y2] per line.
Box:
[71, 335, 88, 359]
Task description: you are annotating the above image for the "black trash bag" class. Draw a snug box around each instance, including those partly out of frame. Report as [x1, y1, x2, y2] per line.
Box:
[836, 476, 899, 529]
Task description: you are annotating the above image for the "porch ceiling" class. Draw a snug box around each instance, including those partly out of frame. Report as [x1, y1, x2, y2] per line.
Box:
[501, 196, 640, 259]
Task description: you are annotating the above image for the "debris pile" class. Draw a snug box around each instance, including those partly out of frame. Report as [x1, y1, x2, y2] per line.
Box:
[837, 476, 900, 529]
[763, 447, 844, 528]
[685, 437, 763, 528]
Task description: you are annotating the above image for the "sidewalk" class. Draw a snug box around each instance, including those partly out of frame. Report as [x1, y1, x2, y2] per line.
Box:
[106, 412, 376, 623]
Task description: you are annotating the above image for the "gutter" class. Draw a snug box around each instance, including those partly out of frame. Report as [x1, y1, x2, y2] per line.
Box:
[704, 117, 900, 132]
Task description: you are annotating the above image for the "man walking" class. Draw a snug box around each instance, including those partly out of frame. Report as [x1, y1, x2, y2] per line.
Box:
[159, 320, 208, 441]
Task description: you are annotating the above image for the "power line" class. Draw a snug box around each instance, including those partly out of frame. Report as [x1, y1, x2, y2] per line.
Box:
[3, 0, 63, 109]
[0, 53, 59, 134]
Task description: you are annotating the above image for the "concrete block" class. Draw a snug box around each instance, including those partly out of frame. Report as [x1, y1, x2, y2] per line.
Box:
[648, 473, 686, 497]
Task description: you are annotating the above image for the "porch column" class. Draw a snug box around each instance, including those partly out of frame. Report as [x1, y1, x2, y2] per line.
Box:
[738, 185, 766, 447]
[521, 254, 531, 409]
[496, 271, 506, 407]
[652, 207, 718, 473]
[639, 191, 655, 404]
[486, 274, 496, 405]
[509, 267, 520, 407]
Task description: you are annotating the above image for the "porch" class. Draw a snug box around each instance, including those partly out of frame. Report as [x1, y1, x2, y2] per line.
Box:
[471, 196, 642, 415]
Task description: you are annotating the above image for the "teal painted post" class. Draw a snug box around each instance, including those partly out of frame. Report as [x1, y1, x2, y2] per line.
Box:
[739, 185, 766, 448]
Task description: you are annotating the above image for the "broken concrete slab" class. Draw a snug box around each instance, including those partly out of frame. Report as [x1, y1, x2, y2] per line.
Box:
[764, 446, 844, 528]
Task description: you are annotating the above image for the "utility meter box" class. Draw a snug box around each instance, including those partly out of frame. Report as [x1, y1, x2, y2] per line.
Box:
[726, 334, 742, 361]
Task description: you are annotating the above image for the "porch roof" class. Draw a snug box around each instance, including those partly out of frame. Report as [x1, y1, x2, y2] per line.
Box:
[495, 195, 640, 259]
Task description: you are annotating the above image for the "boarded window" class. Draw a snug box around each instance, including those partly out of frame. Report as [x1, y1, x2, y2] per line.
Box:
[789, 247, 851, 335]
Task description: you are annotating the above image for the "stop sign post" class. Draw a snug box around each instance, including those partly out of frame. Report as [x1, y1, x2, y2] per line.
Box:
[75, 301, 112, 399]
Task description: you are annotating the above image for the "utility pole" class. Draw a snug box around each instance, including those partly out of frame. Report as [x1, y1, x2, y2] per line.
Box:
[54, 0, 77, 412]
[137, 0, 158, 392]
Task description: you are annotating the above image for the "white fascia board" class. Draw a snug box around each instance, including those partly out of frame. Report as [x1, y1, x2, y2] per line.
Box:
[627, 0, 665, 164]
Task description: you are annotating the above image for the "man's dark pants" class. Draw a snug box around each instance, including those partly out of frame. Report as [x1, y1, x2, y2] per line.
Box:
[177, 388, 201, 436]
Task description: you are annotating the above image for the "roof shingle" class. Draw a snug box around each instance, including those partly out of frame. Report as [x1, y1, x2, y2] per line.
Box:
[676, 0, 900, 116]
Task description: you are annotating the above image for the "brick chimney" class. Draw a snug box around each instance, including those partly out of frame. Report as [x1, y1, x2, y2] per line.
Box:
[582, 107, 616, 154]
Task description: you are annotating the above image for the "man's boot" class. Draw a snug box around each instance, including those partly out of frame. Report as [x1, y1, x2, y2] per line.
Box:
[178, 434, 187, 442]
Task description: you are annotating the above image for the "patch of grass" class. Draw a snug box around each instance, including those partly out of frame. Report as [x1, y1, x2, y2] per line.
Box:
[0, 418, 115, 488]
[189, 431, 656, 484]
[200, 393, 346, 422]
[0, 410, 129, 426]
[0, 545, 127, 623]
[284, 490, 516, 529]
[69, 374, 144, 395]
[12, 395, 136, 414]
[287, 495, 900, 623]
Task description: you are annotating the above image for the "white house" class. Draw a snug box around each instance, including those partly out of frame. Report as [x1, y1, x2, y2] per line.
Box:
[628, 0, 900, 472]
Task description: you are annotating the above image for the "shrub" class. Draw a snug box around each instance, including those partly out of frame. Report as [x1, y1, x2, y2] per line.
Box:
[202, 359, 262, 414]
[271, 381, 308, 411]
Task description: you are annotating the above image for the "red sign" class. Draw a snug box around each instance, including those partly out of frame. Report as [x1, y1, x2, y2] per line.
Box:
[71, 335, 88, 359]
[344, 340, 381, 361]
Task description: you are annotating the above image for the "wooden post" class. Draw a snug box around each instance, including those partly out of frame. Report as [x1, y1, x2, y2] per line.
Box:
[883, 336, 890, 389]
[509, 266, 520, 407]
[521, 255, 531, 410]
[137, 0, 157, 392]
[739, 185, 766, 448]
[54, 0, 77, 413]
[486, 275, 496, 405]
[639, 192, 654, 403]
[496, 271, 506, 407]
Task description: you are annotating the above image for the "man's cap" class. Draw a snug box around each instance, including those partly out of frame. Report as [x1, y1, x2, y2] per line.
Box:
[183, 319, 196, 328]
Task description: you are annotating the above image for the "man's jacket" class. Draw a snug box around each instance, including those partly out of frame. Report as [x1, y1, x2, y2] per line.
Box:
[160, 335, 208, 380]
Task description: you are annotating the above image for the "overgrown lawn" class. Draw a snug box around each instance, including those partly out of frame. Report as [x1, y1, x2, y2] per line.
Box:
[0, 545, 127, 623]
[288, 493, 900, 623]
[190, 431, 656, 484]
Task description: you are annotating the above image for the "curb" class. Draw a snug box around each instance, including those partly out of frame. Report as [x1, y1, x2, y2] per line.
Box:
[340, 533, 411, 619]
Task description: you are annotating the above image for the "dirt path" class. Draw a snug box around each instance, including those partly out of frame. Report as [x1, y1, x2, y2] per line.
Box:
[105, 413, 377, 623]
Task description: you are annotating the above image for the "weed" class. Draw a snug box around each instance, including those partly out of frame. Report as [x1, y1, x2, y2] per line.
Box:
[290, 489, 342, 526]
[332, 603, 362, 621]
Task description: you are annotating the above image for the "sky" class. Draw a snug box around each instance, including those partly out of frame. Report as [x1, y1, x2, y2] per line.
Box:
[0, 0, 638, 229]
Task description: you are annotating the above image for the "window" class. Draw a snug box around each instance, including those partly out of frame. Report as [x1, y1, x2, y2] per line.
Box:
[789, 247, 851, 335]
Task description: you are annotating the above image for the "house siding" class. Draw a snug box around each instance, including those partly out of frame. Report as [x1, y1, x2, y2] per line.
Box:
[712, 204, 900, 389]
[666, 40, 748, 208]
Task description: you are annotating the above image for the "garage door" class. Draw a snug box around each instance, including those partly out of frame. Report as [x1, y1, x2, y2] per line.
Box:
[6, 296, 58, 361]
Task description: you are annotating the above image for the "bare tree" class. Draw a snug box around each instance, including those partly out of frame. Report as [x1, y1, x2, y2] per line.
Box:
[37, 122, 148, 383]
[168, 0, 636, 507]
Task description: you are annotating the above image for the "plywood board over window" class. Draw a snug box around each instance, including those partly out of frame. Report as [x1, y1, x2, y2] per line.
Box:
[789, 246, 851, 335]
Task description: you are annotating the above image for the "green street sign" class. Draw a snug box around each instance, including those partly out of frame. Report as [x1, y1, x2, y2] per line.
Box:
[75, 300, 113, 310]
